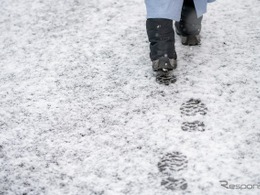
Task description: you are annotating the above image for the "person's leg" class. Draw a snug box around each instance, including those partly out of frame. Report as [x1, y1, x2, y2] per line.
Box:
[145, 0, 183, 72]
[175, 0, 203, 45]
[146, 18, 177, 71]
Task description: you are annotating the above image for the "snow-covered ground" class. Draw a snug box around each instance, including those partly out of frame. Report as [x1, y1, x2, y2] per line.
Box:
[0, 0, 260, 194]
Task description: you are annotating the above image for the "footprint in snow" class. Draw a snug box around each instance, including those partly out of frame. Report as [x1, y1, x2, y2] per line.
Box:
[180, 98, 208, 116]
[180, 98, 208, 132]
[158, 152, 188, 191]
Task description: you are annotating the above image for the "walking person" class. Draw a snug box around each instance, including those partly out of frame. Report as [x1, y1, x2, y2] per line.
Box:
[145, 0, 215, 84]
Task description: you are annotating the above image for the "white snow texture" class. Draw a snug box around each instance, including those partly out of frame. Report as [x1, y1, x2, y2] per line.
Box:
[0, 0, 260, 195]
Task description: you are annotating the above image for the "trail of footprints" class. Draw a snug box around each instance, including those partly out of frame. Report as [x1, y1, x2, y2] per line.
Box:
[157, 99, 208, 191]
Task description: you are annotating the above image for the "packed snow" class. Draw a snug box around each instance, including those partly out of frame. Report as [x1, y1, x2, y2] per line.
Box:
[0, 0, 260, 194]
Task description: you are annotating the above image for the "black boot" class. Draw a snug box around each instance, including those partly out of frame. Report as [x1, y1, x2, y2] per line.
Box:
[146, 18, 177, 72]
[175, 0, 202, 45]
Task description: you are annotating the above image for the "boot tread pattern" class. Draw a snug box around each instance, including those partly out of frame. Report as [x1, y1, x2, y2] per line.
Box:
[181, 121, 205, 132]
[158, 152, 188, 191]
[180, 99, 208, 132]
[180, 98, 208, 116]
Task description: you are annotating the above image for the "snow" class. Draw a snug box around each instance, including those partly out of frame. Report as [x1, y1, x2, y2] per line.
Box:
[0, 0, 260, 194]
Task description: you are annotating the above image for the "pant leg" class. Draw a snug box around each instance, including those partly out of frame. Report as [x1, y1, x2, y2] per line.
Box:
[145, 0, 184, 21]
[193, 0, 214, 17]
[145, 0, 214, 21]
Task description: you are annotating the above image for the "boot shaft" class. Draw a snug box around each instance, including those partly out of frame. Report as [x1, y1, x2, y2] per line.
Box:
[146, 18, 177, 61]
